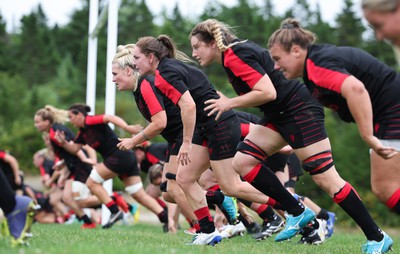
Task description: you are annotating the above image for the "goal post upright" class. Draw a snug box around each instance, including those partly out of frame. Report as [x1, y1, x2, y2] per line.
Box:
[86, 0, 120, 226]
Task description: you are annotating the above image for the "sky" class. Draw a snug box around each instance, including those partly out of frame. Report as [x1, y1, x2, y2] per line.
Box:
[0, 0, 362, 32]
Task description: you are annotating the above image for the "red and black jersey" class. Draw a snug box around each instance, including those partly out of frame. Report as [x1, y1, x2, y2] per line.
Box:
[49, 123, 81, 167]
[0, 150, 13, 177]
[155, 57, 235, 134]
[304, 44, 400, 123]
[74, 115, 118, 158]
[38, 157, 54, 177]
[49, 123, 92, 182]
[222, 40, 302, 120]
[140, 143, 168, 173]
[133, 75, 182, 142]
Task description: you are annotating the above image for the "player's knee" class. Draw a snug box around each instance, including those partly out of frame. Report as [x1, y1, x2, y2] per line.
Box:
[125, 182, 143, 195]
[302, 150, 334, 175]
[89, 169, 105, 184]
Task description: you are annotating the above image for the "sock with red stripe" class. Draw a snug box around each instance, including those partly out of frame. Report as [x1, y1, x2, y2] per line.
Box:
[194, 206, 215, 233]
[243, 162, 304, 216]
[386, 188, 400, 214]
[106, 200, 119, 214]
[333, 182, 383, 241]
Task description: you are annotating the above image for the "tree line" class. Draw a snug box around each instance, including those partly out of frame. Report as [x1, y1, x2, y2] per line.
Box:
[0, 0, 398, 225]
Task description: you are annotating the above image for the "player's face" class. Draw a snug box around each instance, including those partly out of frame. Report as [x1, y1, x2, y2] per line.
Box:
[112, 63, 133, 91]
[68, 111, 84, 128]
[269, 44, 303, 80]
[133, 47, 153, 76]
[34, 115, 50, 132]
[364, 8, 400, 47]
[190, 36, 217, 66]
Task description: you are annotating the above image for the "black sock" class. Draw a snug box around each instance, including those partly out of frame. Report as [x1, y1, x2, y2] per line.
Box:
[392, 201, 400, 215]
[198, 216, 215, 233]
[259, 206, 277, 222]
[157, 209, 168, 223]
[205, 190, 225, 205]
[79, 214, 92, 224]
[317, 208, 329, 220]
[334, 183, 383, 242]
[244, 163, 304, 216]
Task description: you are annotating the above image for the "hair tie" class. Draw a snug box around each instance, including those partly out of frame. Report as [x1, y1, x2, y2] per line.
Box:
[282, 23, 295, 29]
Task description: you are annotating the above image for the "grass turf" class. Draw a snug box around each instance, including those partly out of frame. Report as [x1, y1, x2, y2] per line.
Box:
[1, 222, 398, 254]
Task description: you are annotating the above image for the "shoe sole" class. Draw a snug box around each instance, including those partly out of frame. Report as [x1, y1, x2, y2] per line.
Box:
[11, 201, 36, 247]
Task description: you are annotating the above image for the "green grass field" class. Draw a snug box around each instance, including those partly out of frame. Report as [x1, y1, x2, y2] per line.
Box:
[1, 222, 398, 254]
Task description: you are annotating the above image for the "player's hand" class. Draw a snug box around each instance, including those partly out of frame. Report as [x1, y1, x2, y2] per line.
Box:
[204, 91, 231, 121]
[117, 138, 135, 151]
[177, 142, 191, 166]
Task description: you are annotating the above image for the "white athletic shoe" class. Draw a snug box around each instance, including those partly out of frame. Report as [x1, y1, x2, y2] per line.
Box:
[187, 229, 223, 246]
[316, 219, 326, 243]
[219, 221, 246, 238]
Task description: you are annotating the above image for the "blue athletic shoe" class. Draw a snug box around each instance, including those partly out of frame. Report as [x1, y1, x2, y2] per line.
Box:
[5, 196, 36, 246]
[326, 211, 336, 238]
[275, 207, 316, 242]
[221, 195, 238, 223]
[362, 232, 393, 254]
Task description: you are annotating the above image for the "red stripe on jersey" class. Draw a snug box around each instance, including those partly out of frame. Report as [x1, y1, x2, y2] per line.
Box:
[141, 78, 164, 116]
[307, 59, 349, 94]
[39, 165, 46, 176]
[155, 70, 183, 105]
[49, 128, 62, 147]
[207, 184, 220, 192]
[0, 151, 5, 159]
[224, 48, 263, 88]
[240, 123, 250, 138]
[86, 115, 104, 125]
[146, 152, 160, 165]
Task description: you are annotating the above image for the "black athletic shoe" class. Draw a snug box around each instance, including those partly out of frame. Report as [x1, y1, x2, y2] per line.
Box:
[298, 226, 323, 245]
[102, 210, 123, 229]
[253, 216, 285, 241]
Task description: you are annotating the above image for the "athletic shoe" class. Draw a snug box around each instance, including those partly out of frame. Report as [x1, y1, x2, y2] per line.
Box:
[186, 229, 223, 246]
[246, 222, 261, 235]
[362, 232, 393, 254]
[219, 221, 246, 238]
[221, 196, 238, 223]
[113, 192, 129, 213]
[298, 227, 323, 245]
[5, 196, 36, 246]
[102, 210, 123, 229]
[81, 222, 96, 229]
[64, 214, 77, 225]
[316, 218, 326, 242]
[129, 203, 140, 223]
[253, 215, 285, 241]
[326, 211, 336, 238]
[275, 207, 316, 242]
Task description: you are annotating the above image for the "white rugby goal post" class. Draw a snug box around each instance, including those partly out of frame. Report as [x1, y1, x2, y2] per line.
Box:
[86, 0, 120, 226]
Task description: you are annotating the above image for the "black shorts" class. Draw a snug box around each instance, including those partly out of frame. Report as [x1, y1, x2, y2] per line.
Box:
[104, 150, 140, 177]
[199, 115, 241, 160]
[264, 153, 289, 173]
[262, 87, 327, 149]
[165, 129, 202, 163]
[67, 160, 92, 183]
[375, 102, 400, 139]
[287, 153, 303, 178]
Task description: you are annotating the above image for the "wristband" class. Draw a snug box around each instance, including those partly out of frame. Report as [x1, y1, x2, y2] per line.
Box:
[142, 131, 150, 140]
